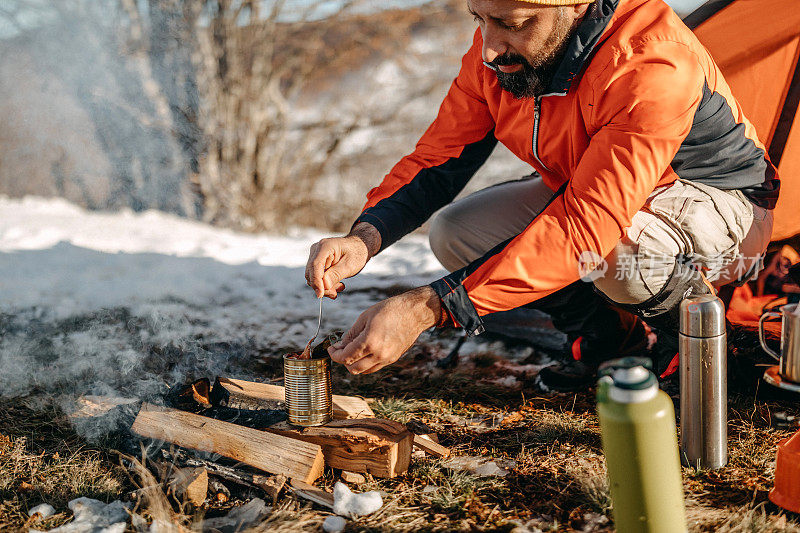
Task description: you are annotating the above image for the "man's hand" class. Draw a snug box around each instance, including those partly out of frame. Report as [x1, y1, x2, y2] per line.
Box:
[305, 222, 381, 299]
[328, 286, 442, 374]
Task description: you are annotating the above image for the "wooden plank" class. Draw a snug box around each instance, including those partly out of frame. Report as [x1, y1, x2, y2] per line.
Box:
[265, 418, 412, 478]
[131, 403, 325, 484]
[413, 435, 450, 458]
[289, 480, 334, 509]
[212, 377, 374, 420]
[340, 471, 366, 484]
[167, 467, 208, 506]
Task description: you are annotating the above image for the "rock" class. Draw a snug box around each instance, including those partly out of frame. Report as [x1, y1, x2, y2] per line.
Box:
[322, 515, 347, 533]
[28, 503, 56, 519]
[340, 471, 366, 484]
[474, 461, 510, 477]
[332, 481, 383, 517]
[130, 513, 148, 532]
[202, 498, 269, 532]
[578, 512, 609, 532]
[510, 515, 558, 533]
[32, 498, 130, 533]
[441, 456, 515, 477]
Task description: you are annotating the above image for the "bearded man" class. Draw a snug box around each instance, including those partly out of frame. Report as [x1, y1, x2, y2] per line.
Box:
[305, 0, 779, 390]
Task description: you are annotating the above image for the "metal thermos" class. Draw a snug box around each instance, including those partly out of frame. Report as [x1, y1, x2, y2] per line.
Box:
[597, 358, 687, 533]
[679, 294, 727, 469]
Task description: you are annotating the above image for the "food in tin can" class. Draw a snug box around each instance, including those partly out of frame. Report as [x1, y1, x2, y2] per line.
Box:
[286, 332, 342, 360]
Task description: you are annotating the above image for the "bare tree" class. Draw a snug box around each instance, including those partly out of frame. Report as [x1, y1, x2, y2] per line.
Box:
[0, 0, 464, 230]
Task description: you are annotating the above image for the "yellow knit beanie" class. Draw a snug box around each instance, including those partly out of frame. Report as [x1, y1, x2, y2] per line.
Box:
[516, 0, 594, 4]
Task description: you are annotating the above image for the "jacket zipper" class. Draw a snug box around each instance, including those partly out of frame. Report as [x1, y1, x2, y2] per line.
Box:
[532, 97, 552, 172]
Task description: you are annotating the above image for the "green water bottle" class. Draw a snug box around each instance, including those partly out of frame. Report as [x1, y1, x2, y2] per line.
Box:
[596, 357, 687, 533]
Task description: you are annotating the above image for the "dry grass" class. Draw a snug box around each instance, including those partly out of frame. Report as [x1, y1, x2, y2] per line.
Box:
[685, 502, 800, 533]
[120, 450, 192, 532]
[371, 397, 482, 427]
[563, 461, 612, 517]
[247, 500, 324, 531]
[713, 504, 800, 533]
[0, 429, 126, 532]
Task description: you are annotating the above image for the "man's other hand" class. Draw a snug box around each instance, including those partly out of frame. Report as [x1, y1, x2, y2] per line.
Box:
[328, 286, 442, 374]
[305, 222, 381, 299]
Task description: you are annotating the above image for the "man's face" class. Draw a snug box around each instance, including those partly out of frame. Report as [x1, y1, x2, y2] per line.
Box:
[467, 0, 588, 98]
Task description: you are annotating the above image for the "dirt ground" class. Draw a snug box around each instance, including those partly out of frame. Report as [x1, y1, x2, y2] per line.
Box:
[2, 328, 800, 532]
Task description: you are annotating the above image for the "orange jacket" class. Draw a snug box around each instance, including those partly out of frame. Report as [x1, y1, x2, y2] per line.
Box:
[354, 0, 780, 335]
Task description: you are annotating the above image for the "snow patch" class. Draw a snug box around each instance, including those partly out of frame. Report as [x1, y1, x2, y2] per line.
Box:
[32, 498, 130, 533]
[0, 196, 444, 439]
[332, 482, 383, 516]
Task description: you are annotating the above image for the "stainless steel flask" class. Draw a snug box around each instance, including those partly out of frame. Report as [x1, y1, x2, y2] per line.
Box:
[679, 294, 727, 469]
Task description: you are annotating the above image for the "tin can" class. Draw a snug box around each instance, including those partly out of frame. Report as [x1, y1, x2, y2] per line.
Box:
[283, 354, 332, 426]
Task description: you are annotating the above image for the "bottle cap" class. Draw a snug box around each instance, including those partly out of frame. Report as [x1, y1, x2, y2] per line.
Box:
[612, 366, 654, 390]
[680, 295, 726, 337]
[598, 357, 658, 403]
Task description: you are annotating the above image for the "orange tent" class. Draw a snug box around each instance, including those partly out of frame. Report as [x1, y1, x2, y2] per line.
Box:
[687, 0, 800, 242]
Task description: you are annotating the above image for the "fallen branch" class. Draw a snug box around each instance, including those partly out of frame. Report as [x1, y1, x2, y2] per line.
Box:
[413, 435, 450, 458]
[289, 479, 334, 510]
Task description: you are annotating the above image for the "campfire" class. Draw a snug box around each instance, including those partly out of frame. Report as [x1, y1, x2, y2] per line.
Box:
[126, 339, 452, 523]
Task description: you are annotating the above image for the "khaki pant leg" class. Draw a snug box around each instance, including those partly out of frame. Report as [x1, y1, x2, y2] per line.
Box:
[593, 179, 774, 305]
[429, 176, 557, 272]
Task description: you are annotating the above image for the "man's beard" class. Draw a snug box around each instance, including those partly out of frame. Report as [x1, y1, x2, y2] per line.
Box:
[491, 12, 578, 99]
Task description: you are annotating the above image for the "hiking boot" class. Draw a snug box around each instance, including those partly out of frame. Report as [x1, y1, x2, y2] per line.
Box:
[537, 358, 600, 391]
[538, 314, 654, 392]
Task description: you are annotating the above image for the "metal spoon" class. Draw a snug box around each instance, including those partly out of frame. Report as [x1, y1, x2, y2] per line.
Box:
[301, 297, 323, 358]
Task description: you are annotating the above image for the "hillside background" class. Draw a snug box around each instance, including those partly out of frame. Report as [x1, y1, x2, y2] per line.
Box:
[0, 0, 701, 233]
[0, 0, 533, 233]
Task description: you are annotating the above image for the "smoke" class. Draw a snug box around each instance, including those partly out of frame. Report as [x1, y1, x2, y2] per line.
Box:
[0, 197, 445, 440]
[0, 0, 531, 441]
[0, 293, 333, 439]
[0, 304, 228, 438]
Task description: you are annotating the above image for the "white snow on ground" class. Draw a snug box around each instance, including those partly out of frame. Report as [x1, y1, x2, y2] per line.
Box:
[0, 196, 445, 437]
[0, 196, 443, 311]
